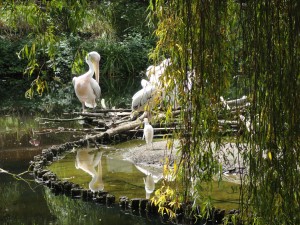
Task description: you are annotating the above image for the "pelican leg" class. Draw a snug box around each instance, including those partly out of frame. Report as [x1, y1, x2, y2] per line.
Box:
[82, 103, 86, 113]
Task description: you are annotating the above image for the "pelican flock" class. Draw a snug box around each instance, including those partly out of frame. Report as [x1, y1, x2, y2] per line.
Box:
[73, 51, 101, 112]
[131, 58, 171, 115]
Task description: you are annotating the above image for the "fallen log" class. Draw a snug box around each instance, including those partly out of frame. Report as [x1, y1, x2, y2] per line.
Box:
[34, 127, 106, 135]
[225, 96, 248, 107]
[38, 117, 87, 122]
[69, 109, 132, 117]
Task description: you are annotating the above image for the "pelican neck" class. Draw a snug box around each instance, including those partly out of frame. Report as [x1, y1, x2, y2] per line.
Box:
[86, 59, 94, 75]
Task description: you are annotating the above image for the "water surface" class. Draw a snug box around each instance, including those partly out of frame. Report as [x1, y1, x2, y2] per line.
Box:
[0, 114, 240, 225]
[0, 115, 165, 225]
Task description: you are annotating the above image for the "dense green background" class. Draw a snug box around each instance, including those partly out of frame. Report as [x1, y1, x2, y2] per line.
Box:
[0, 0, 154, 114]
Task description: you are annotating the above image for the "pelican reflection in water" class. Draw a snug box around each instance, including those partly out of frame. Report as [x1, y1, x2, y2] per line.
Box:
[135, 165, 163, 199]
[75, 148, 104, 192]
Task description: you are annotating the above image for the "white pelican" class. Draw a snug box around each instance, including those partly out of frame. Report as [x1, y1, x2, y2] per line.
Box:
[72, 51, 101, 112]
[143, 118, 154, 150]
[146, 58, 171, 86]
[131, 59, 171, 117]
[220, 96, 230, 110]
[131, 79, 159, 113]
[75, 148, 104, 192]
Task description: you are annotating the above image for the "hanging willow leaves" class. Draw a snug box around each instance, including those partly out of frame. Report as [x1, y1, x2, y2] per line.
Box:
[149, 0, 299, 224]
[149, 0, 234, 219]
[240, 0, 300, 224]
[2, 0, 89, 98]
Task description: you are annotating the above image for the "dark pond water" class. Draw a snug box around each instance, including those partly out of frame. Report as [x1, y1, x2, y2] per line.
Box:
[0, 115, 166, 225]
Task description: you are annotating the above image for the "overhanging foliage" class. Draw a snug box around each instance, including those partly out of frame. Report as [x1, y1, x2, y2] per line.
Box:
[149, 0, 299, 224]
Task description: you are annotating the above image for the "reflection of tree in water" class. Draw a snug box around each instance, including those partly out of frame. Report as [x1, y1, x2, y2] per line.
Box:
[0, 181, 21, 223]
[44, 188, 160, 225]
[0, 115, 84, 151]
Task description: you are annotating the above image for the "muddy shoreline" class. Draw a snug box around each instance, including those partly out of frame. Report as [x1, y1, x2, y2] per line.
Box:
[121, 139, 245, 184]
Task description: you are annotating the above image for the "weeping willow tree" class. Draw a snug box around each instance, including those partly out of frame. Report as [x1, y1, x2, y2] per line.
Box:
[149, 0, 299, 224]
[240, 1, 300, 224]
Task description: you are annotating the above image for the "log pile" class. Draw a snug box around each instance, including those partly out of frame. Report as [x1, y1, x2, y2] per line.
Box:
[37, 96, 250, 139]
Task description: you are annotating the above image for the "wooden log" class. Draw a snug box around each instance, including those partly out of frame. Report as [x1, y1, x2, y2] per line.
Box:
[34, 127, 107, 135]
[94, 109, 132, 113]
[225, 96, 248, 107]
[218, 120, 239, 125]
[69, 109, 132, 117]
[128, 127, 177, 133]
[38, 117, 87, 122]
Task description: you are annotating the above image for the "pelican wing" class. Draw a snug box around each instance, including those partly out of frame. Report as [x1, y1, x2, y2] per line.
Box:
[132, 85, 157, 111]
[141, 79, 150, 88]
[82, 78, 100, 109]
[90, 78, 101, 98]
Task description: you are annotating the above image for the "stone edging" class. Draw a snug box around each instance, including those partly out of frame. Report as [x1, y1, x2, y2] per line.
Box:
[29, 138, 240, 225]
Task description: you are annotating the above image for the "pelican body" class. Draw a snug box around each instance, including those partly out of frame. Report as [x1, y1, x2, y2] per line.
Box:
[73, 51, 101, 112]
[131, 59, 171, 116]
[131, 79, 158, 112]
[143, 118, 154, 150]
[146, 58, 171, 86]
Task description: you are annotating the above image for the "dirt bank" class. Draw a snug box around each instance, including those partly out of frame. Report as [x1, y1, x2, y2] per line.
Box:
[121, 139, 245, 183]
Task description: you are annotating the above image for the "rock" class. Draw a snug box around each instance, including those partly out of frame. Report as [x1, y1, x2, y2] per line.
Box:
[42, 149, 54, 161]
[94, 191, 109, 204]
[71, 188, 82, 199]
[42, 171, 57, 181]
[106, 194, 115, 206]
[129, 198, 142, 210]
[82, 189, 94, 201]
[62, 181, 73, 196]
[119, 196, 129, 209]
[146, 201, 158, 214]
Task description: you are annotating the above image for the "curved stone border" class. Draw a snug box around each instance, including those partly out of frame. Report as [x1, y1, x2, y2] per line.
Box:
[29, 136, 240, 225]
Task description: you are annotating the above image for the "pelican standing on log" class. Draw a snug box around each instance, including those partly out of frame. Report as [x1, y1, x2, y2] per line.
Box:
[130, 59, 171, 118]
[72, 51, 101, 112]
[131, 79, 157, 112]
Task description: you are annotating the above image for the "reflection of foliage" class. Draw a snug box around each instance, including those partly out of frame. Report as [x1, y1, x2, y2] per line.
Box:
[0, 116, 35, 148]
[44, 188, 154, 225]
[0, 180, 20, 223]
[0, 181, 20, 214]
